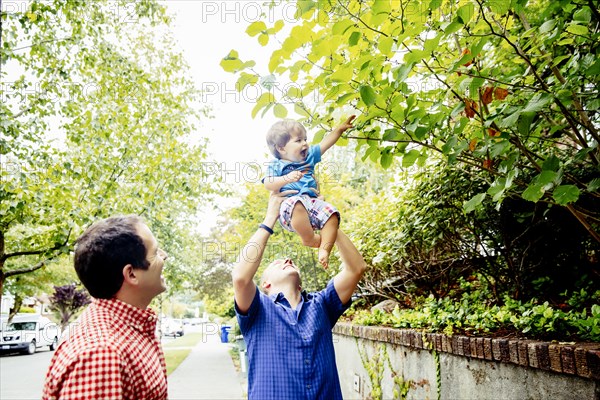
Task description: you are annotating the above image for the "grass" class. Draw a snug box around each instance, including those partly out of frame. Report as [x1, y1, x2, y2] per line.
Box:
[163, 332, 203, 375]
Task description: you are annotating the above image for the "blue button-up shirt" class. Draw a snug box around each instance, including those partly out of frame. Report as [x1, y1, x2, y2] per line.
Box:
[235, 279, 350, 400]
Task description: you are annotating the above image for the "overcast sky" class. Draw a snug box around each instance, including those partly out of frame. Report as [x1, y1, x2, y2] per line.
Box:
[165, 1, 294, 166]
[164, 1, 301, 231]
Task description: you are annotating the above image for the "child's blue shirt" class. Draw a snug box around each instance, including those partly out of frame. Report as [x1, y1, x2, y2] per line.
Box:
[265, 145, 321, 197]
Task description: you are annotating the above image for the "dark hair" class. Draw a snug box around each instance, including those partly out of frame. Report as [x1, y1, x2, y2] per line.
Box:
[74, 216, 149, 299]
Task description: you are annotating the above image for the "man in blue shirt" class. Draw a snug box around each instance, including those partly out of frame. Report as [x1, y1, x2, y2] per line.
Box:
[232, 193, 367, 400]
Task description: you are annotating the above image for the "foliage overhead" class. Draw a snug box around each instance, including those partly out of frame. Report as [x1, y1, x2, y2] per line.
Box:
[1, 0, 218, 305]
[222, 0, 600, 244]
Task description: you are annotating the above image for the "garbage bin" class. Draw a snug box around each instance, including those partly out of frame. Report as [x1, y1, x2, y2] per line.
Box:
[220, 325, 231, 343]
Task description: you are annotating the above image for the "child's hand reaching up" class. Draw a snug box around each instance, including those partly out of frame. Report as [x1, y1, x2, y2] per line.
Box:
[334, 115, 356, 135]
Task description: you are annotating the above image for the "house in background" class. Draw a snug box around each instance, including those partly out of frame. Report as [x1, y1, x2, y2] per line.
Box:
[0, 293, 49, 315]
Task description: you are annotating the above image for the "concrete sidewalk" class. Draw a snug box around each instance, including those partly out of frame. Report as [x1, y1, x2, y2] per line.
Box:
[168, 329, 246, 400]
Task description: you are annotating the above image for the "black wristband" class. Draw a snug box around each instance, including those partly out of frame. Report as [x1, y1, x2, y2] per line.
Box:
[258, 223, 274, 235]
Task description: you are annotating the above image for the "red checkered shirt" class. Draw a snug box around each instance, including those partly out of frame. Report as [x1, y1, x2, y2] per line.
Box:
[42, 298, 167, 400]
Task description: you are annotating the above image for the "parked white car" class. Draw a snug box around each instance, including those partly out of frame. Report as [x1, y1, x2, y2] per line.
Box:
[161, 317, 184, 337]
[0, 314, 60, 355]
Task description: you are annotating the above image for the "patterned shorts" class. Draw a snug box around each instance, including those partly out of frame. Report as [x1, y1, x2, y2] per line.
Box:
[279, 195, 340, 232]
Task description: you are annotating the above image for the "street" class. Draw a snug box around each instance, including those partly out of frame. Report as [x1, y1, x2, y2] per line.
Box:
[0, 348, 54, 400]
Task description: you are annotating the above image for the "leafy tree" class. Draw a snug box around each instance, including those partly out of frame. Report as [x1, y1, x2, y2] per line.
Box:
[48, 284, 91, 328]
[1, 0, 218, 307]
[222, 0, 599, 244]
[348, 160, 599, 303]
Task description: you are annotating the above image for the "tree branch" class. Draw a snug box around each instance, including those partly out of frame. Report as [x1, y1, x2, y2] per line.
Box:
[336, 0, 389, 37]
[0, 229, 71, 263]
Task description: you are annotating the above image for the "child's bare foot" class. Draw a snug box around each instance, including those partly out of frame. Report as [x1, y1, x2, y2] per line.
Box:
[318, 247, 330, 269]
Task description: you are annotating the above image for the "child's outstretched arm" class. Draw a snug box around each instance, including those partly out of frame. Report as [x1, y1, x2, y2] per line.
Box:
[264, 170, 304, 192]
[319, 115, 356, 155]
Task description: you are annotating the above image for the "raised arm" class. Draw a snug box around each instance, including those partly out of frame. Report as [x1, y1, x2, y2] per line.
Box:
[231, 192, 293, 313]
[332, 230, 367, 304]
[319, 115, 356, 155]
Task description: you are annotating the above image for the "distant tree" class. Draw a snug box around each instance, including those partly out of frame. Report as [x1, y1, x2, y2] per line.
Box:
[49, 284, 91, 328]
[1, 0, 218, 310]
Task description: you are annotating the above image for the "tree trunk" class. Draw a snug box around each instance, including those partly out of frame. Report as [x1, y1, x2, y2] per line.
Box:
[8, 293, 22, 323]
[0, 272, 4, 315]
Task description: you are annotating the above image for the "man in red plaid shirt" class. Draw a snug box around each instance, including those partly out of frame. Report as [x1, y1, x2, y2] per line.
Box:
[43, 216, 169, 400]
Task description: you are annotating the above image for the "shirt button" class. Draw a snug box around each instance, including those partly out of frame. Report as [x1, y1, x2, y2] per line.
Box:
[305, 359, 310, 364]
[303, 336, 308, 340]
[307, 384, 311, 389]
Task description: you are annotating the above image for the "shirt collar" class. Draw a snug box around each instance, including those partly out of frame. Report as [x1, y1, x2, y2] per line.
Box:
[270, 290, 308, 299]
[95, 298, 158, 336]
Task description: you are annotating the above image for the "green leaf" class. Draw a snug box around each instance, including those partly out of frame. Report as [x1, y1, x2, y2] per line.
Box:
[360, 85, 376, 106]
[566, 24, 588, 36]
[394, 63, 413, 83]
[258, 34, 269, 46]
[522, 93, 552, 113]
[383, 129, 400, 141]
[471, 37, 487, 57]
[372, 0, 392, 15]
[272, 20, 285, 33]
[273, 104, 288, 118]
[535, 170, 559, 187]
[464, 193, 486, 213]
[444, 21, 463, 35]
[522, 183, 545, 202]
[552, 185, 580, 205]
[501, 110, 521, 128]
[378, 36, 394, 56]
[330, 65, 353, 82]
[587, 178, 600, 193]
[235, 72, 259, 92]
[542, 155, 560, 171]
[457, 4, 475, 24]
[380, 151, 394, 168]
[517, 112, 536, 135]
[313, 129, 326, 143]
[332, 20, 354, 35]
[296, 0, 316, 16]
[489, 0, 510, 15]
[574, 7, 591, 23]
[349, 31, 361, 46]
[585, 59, 600, 76]
[286, 87, 302, 100]
[429, 0, 442, 10]
[246, 21, 266, 37]
[402, 149, 420, 168]
[294, 103, 310, 117]
[539, 19, 556, 33]
[487, 179, 506, 202]
[251, 92, 275, 118]
[220, 51, 243, 72]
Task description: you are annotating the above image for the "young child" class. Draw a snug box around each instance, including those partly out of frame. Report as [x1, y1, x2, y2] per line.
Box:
[263, 115, 355, 268]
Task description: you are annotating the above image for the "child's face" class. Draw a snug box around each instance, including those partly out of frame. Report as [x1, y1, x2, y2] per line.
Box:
[279, 129, 308, 162]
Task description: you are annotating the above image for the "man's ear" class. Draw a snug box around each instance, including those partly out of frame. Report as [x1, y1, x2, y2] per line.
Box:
[122, 264, 138, 286]
[261, 281, 271, 291]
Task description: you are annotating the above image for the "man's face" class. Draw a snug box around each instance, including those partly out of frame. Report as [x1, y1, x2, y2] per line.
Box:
[135, 223, 168, 298]
[262, 258, 301, 291]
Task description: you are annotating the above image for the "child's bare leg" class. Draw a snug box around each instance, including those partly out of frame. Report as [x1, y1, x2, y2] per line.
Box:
[290, 202, 321, 248]
[318, 214, 339, 268]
